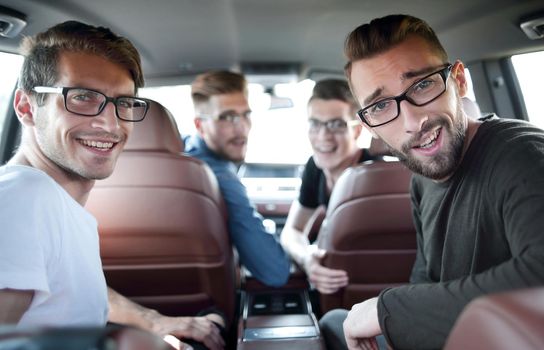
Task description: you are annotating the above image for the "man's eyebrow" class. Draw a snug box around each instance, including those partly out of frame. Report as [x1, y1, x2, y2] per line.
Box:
[308, 116, 344, 121]
[219, 108, 251, 114]
[401, 66, 441, 80]
[363, 87, 384, 106]
[363, 65, 445, 106]
[218, 109, 237, 115]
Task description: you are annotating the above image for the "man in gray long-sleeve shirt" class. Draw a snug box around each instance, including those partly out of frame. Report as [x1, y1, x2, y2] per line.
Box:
[319, 14, 544, 350]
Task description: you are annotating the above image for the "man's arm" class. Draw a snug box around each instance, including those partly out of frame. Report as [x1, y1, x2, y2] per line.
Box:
[377, 171, 544, 349]
[107, 288, 224, 350]
[408, 182, 429, 284]
[280, 201, 348, 294]
[0, 289, 33, 324]
[280, 201, 314, 266]
[216, 168, 291, 287]
[343, 297, 381, 350]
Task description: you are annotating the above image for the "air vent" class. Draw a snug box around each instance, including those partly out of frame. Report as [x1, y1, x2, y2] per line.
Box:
[519, 12, 544, 40]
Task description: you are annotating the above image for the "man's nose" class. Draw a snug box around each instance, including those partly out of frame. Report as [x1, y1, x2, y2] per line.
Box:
[91, 101, 120, 132]
[316, 123, 334, 137]
[233, 116, 251, 132]
[400, 100, 428, 133]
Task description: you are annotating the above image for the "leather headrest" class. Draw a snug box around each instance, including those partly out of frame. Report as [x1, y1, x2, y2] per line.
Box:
[125, 100, 184, 153]
[328, 161, 412, 211]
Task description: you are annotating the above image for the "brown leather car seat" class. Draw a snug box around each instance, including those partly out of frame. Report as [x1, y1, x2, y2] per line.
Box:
[85, 100, 236, 325]
[317, 160, 416, 313]
[444, 287, 544, 350]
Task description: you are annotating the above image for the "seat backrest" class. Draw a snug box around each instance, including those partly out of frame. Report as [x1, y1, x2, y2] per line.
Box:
[305, 205, 327, 243]
[317, 161, 416, 313]
[85, 100, 236, 325]
[444, 287, 544, 350]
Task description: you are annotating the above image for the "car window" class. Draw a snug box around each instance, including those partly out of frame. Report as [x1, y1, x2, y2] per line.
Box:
[140, 80, 316, 165]
[0, 52, 24, 143]
[140, 79, 375, 166]
[511, 51, 544, 129]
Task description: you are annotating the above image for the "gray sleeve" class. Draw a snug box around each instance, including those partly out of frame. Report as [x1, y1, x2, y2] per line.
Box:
[376, 145, 544, 350]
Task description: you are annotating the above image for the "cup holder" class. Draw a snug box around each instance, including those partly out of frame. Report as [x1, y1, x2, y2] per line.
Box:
[249, 291, 306, 315]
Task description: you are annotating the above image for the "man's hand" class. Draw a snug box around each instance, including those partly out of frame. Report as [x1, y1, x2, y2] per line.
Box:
[149, 312, 224, 350]
[303, 248, 348, 294]
[108, 288, 224, 350]
[343, 297, 382, 350]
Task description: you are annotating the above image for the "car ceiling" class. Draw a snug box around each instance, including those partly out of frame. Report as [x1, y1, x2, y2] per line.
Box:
[0, 0, 543, 86]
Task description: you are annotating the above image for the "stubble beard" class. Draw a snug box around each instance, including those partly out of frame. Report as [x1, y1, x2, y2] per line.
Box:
[218, 139, 247, 163]
[389, 108, 466, 181]
[34, 115, 114, 181]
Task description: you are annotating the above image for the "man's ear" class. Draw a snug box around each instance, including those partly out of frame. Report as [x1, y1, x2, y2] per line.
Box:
[14, 89, 36, 127]
[194, 117, 205, 137]
[452, 60, 468, 98]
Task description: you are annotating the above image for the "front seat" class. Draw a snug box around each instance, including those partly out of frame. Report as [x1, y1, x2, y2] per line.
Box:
[86, 100, 236, 325]
[444, 287, 544, 350]
[317, 160, 416, 313]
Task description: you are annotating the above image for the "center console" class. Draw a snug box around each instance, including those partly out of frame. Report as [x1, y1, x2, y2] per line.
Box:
[236, 266, 326, 349]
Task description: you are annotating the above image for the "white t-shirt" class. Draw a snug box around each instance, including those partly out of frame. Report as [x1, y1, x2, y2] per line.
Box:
[0, 165, 108, 327]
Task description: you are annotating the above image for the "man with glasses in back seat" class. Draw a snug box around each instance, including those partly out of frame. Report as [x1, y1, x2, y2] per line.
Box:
[0, 21, 224, 350]
[319, 14, 544, 350]
[184, 70, 291, 288]
[280, 79, 382, 297]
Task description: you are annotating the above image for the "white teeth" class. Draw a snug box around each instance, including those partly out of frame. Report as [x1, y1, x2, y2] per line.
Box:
[80, 139, 114, 149]
[315, 145, 336, 153]
[419, 130, 439, 148]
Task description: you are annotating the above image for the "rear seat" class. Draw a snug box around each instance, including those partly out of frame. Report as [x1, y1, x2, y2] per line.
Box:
[444, 287, 544, 350]
[317, 159, 416, 313]
[86, 100, 236, 326]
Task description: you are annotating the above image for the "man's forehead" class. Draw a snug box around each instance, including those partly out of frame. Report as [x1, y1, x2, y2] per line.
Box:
[308, 98, 352, 117]
[56, 51, 135, 94]
[350, 36, 443, 82]
[209, 92, 250, 111]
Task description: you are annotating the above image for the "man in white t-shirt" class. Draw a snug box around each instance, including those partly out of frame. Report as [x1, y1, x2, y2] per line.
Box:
[0, 20, 145, 328]
[0, 21, 224, 350]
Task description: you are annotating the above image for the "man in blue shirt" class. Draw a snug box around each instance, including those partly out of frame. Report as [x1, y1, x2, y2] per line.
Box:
[184, 70, 290, 287]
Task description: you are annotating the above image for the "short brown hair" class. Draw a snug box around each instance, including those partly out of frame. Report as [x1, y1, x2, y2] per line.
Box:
[309, 79, 359, 117]
[344, 14, 448, 80]
[191, 70, 247, 108]
[19, 20, 144, 98]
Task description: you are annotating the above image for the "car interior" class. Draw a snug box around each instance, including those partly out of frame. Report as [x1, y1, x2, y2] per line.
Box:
[0, 0, 543, 349]
[85, 100, 238, 326]
[317, 159, 416, 313]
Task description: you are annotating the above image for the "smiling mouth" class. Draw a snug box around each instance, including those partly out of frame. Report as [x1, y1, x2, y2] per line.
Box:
[414, 128, 441, 149]
[230, 137, 247, 146]
[314, 145, 337, 153]
[78, 139, 116, 151]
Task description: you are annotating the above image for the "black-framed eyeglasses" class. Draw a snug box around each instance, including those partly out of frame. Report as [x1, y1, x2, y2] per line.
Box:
[33, 86, 149, 122]
[199, 110, 252, 124]
[357, 64, 453, 127]
[308, 118, 359, 134]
